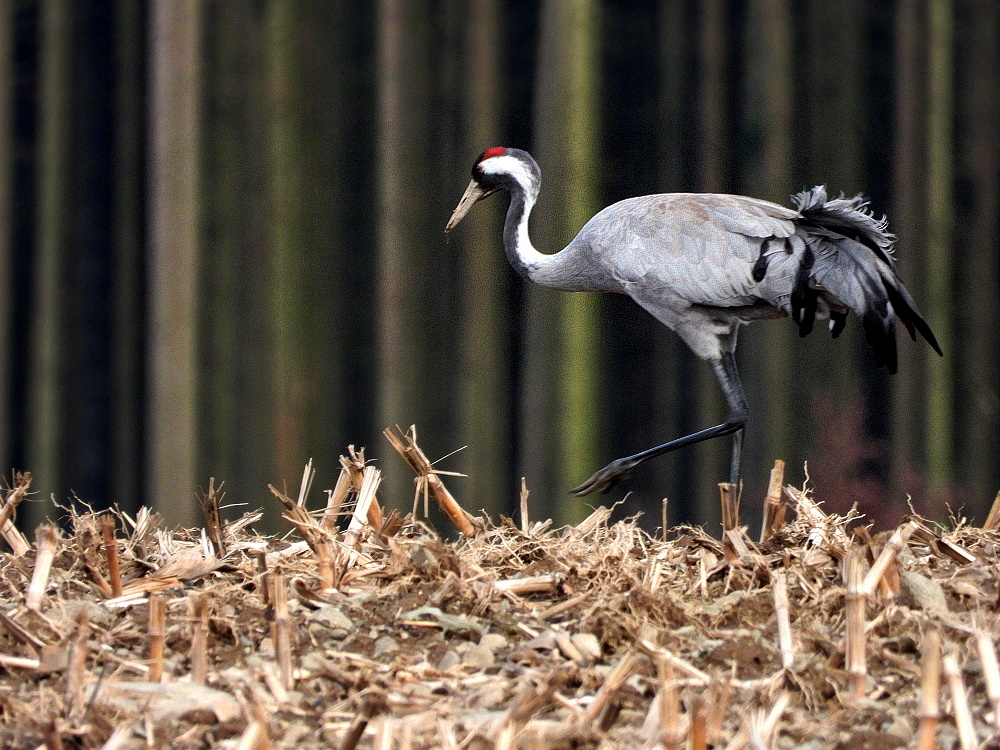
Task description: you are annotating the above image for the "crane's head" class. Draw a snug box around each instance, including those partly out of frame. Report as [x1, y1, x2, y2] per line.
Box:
[445, 147, 540, 233]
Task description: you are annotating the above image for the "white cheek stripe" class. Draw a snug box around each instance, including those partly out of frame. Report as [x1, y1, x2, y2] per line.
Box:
[482, 154, 534, 192]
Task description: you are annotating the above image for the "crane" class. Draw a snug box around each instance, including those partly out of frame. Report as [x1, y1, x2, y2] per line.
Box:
[444, 147, 942, 496]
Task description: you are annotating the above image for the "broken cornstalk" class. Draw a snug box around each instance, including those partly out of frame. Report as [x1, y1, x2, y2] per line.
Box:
[916, 630, 941, 750]
[147, 593, 166, 682]
[760, 460, 786, 542]
[0, 472, 32, 556]
[101, 513, 123, 598]
[26, 524, 60, 610]
[844, 547, 867, 703]
[383, 425, 480, 537]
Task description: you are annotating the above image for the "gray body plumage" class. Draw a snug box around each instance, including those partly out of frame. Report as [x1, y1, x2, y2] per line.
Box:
[533, 188, 931, 371]
[445, 148, 941, 495]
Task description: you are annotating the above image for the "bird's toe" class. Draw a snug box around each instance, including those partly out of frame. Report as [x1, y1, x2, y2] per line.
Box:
[570, 459, 633, 496]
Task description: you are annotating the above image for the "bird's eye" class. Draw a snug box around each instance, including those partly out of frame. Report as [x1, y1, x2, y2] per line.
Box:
[476, 164, 484, 173]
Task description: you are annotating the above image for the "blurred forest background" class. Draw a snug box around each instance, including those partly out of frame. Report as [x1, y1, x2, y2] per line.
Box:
[0, 0, 997, 533]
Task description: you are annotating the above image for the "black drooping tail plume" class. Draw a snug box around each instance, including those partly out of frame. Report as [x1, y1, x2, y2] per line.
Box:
[786, 186, 942, 373]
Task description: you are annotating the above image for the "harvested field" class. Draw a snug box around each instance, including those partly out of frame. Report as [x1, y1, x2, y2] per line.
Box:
[1, 431, 999, 749]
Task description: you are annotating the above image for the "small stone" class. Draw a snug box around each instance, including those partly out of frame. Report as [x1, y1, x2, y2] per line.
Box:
[346, 589, 379, 608]
[479, 633, 508, 652]
[299, 651, 328, 674]
[309, 605, 354, 636]
[461, 643, 495, 668]
[373, 635, 398, 657]
[524, 631, 557, 651]
[898, 569, 948, 614]
[437, 649, 461, 670]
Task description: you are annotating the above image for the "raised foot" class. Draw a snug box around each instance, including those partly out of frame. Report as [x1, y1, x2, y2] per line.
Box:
[570, 458, 637, 496]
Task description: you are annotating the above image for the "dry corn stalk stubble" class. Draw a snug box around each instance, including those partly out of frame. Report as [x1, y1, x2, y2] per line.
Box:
[0, 444, 997, 749]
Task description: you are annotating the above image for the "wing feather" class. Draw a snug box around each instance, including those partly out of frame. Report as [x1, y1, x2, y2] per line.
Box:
[591, 194, 797, 305]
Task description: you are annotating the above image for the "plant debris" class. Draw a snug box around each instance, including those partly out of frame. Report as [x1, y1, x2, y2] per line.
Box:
[0, 443, 998, 749]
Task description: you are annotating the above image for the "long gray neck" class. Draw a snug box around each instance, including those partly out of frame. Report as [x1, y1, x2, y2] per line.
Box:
[501, 186, 615, 293]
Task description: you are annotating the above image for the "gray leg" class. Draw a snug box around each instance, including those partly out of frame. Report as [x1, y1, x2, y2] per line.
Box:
[719, 351, 747, 486]
[571, 352, 749, 496]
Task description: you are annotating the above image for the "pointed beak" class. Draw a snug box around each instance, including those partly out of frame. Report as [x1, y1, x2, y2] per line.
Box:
[444, 179, 492, 233]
